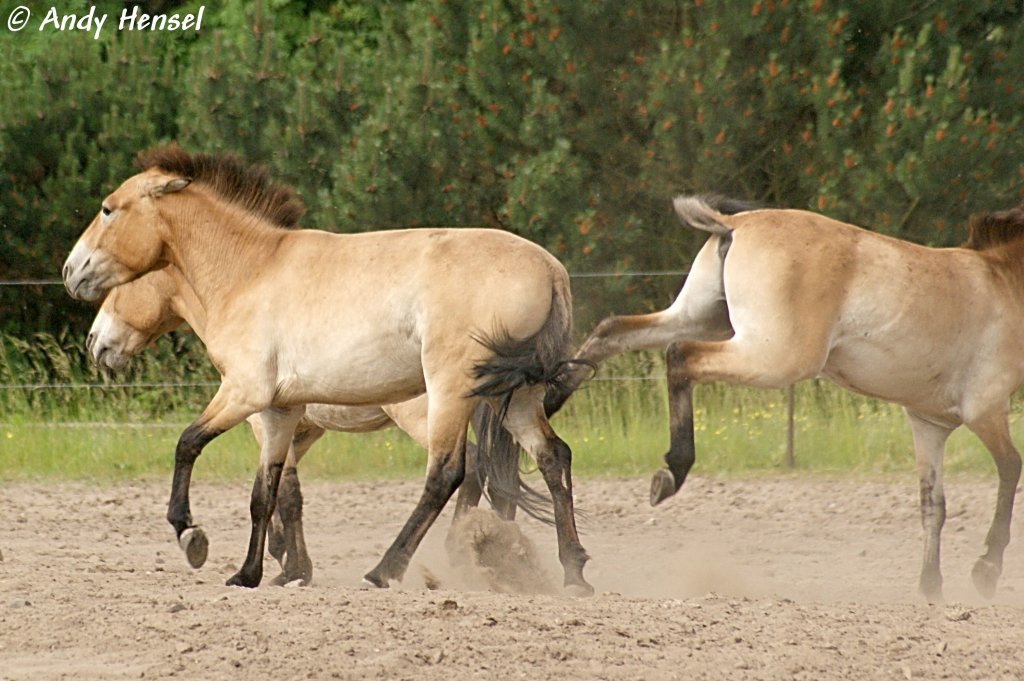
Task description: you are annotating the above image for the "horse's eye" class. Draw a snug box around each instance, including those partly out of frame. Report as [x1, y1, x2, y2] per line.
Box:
[101, 206, 112, 217]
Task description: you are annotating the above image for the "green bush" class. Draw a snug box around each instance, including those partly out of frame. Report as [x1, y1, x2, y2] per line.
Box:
[2, 0, 1021, 343]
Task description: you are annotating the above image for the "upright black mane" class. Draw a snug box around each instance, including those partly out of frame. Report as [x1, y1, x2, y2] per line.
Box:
[962, 205, 1024, 251]
[135, 145, 305, 229]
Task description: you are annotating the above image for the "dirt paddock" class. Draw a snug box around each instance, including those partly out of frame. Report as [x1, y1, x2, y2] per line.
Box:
[2, 475, 1023, 680]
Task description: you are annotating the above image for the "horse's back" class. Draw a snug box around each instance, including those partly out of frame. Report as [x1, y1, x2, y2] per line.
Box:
[719, 208, 1024, 418]
[215, 227, 568, 406]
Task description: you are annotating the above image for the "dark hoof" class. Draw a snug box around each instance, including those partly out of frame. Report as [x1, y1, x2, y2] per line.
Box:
[270, 563, 313, 587]
[226, 570, 261, 588]
[178, 527, 209, 569]
[650, 469, 677, 506]
[361, 573, 389, 589]
[270, 572, 309, 587]
[565, 582, 595, 598]
[971, 557, 1000, 599]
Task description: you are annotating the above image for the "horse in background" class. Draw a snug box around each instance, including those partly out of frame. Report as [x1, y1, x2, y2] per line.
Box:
[548, 195, 1023, 602]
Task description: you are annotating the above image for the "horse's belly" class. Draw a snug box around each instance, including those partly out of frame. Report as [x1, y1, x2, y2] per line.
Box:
[823, 343, 956, 414]
[273, 340, 425, 406]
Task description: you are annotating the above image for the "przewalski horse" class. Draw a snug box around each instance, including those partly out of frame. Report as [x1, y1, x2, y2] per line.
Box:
[87, 265, 550, 586]
[63, 146, 591, 594]
[547, 195, 1023, 602]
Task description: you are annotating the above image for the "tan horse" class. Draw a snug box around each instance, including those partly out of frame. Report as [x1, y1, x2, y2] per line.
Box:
[88, 265, 546, 586]
[547, 195, 1024, 602]
[63, 146, 590, 594]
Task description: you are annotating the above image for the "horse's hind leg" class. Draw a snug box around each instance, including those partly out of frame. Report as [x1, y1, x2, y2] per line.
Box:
[227, 406, 305, 588]
[363, 397, 473, 588]
[651, 342, 697, 506]
[445, 408, 521, 556]
[545, 236, 733, 415]
[458, 403, 518, 521]
[905, 411, 954, 603]
[451, 442, 485, 519]
[966, 411, 1022, 598]
[501, 388, 591, 596]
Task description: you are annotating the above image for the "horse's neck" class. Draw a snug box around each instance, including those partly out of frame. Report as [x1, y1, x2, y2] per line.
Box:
[163, 190, 284, 316]
[168, 268, 209, 342]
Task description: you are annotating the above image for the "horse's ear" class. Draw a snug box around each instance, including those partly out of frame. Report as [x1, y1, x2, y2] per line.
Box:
[152, 177, 192, 197]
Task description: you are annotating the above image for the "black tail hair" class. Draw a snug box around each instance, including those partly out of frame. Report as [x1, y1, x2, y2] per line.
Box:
[470, 403, 554, 524]
[467, 284, 577, 524]
[470, 284, 574, 420]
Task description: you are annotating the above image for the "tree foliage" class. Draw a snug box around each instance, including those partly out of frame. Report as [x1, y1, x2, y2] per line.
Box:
[2, 0, 1022, 336]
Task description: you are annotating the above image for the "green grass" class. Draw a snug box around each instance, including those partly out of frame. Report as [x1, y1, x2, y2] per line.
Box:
[0, 339, 1011, 482]
[0, 420, 432, 481]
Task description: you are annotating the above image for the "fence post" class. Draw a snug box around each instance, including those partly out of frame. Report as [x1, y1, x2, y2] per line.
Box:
[785, 384, 795, 468]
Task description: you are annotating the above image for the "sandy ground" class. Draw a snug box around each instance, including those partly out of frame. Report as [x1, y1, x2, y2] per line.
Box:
[2, 474, 1023, 680]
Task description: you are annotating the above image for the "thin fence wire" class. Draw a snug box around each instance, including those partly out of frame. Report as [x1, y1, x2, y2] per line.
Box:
[0, 279, 64, 286]
[0, 381, 221, 390]
[2, 268, 801, 465]
[1, 271, 688, 287]
[0, 375, 661, 391]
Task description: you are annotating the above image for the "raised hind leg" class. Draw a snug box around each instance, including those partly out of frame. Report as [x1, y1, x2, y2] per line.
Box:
[905, 410, 954, 603]
[227, 405, 305, 588]
[502, 387, 591, 596]
[650, 342, 697, 506]
[362, 395, 474, 588]
[167, 383, 260, 569]
[647, 330, 827, 508]
[544, 236, 733, 415]
[966, 410, 1022, 598]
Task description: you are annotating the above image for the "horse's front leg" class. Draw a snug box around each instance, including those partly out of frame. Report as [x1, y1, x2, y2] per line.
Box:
[168, 424, 219, 568]
[228, 406, 305, 588]
[167, 386, 256, 569]
[965, 411, 1022, 598]
[650, 341, 697, 506]
[906, 411, 954, 603]
[363, 400, 472, 588]
[269, 422, 323, 587]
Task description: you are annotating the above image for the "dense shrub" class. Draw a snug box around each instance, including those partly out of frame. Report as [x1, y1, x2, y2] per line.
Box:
[2, 0, 1021, 341]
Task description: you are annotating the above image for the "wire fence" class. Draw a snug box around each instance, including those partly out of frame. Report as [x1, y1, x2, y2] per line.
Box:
[0, 269, 800, 465]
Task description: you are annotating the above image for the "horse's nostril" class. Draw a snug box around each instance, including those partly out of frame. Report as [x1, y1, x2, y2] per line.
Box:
[86, 332, 96, 352]
[62, 263, 71, 280]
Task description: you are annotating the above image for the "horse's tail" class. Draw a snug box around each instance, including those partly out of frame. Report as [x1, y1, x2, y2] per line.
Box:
[673, 194, 759, 235]
[470, 403, 554, 524]
[470, 277, 574, 417]
[468, 278, 575, 524]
